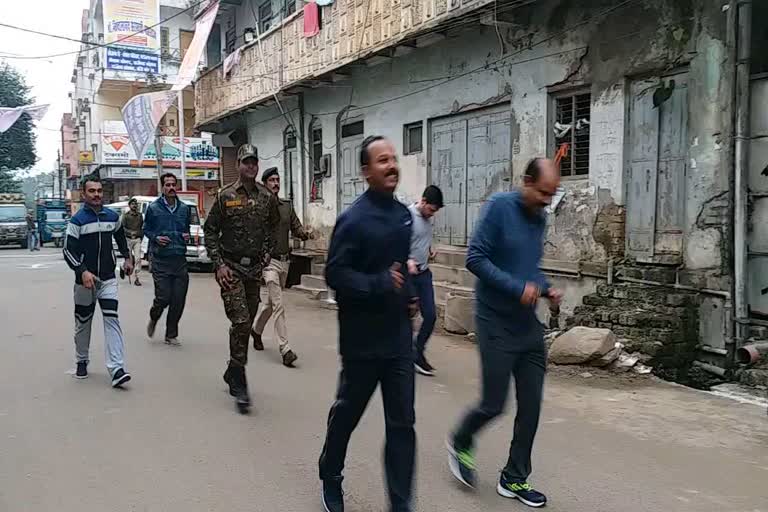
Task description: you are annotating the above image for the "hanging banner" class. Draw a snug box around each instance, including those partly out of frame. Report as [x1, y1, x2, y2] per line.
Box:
[121, 1, 220, 159]
[172, 0, 220, 91]
[121, 90, 177, 161]
[103, 0, 160, 74]
[0, 104, 49, 133]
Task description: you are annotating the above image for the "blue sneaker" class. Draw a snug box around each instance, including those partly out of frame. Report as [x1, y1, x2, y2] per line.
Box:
[496, 473, 547, 508]
[446, 438, 476, 488]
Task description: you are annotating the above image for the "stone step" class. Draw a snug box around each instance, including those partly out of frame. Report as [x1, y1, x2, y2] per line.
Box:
[291, 284, 330, 301]
[433, 280, 474, 306]
[301, 273, 326, 290]
[311, 262, 326, 276]
[594, 283, 697, 307]
[571, 304, 688, 331]
[433, 245, 467, 267]
[430, 263, 475, 288]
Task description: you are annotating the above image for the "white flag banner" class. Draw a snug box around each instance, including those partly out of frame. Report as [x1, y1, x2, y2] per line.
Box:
[121, 1, 220, 157]
[0, 104, 49, 133]
[172, 0, 220, 91]
[121, 90, 177, 160]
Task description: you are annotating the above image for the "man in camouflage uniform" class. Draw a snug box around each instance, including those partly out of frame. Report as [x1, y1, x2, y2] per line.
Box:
[204, 144, 280, 413]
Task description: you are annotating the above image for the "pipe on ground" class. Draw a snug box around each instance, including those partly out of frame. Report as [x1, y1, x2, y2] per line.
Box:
[736, 343, 768, 365]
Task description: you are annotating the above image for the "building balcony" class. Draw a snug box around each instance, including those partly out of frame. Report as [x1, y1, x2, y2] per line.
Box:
[194, 0, 499, 128]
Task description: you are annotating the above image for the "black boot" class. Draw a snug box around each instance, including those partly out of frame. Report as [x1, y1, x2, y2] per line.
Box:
[224, 363, 251, 414]
[223, 364, 237, 397]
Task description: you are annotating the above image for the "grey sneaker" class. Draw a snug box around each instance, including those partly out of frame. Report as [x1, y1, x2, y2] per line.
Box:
[165, 337, 181, 346]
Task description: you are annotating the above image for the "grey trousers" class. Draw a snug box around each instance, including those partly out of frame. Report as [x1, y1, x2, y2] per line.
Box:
[74, 278, 125, 376]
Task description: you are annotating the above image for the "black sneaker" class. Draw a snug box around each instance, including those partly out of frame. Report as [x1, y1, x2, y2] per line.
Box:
[497, 473, 547, 508]
[415, 353, 435, 376]
[147, 318, 157, 339]
[74, 361, 88, 379]
[252, 331, 264, 351]
[111, 368, 131, 388]
[119, 268, 125, 280]
[321, 479, 344, 512]
[447, 438, 476, 488]
[282, 350, 298, 368]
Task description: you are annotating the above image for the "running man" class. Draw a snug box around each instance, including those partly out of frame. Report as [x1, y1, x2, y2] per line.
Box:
[204, 144, 280, 414]
[319, 136, 418, 512]
[407, 185, 443, 376]
[251, 166, 313, 367]
[121, 198, 144, 286]
[63, 174, 133, 388]
[447, 157, 562, 508]
[144, 173, 191, 346]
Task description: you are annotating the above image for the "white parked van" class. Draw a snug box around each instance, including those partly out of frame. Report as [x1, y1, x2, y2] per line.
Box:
[106, 195, 211, 269]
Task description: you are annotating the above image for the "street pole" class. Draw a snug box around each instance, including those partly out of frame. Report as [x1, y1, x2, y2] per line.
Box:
[56, 149, 62, 200]
[178, 89, 187, 191]
[154, 127, 164, 195]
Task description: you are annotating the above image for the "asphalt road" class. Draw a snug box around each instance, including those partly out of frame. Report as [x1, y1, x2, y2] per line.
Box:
[0, 247, 766, 512]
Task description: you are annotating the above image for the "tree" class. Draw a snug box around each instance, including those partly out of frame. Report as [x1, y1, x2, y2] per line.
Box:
[0, 166, 22, 193]
[0, 63, 37, 173]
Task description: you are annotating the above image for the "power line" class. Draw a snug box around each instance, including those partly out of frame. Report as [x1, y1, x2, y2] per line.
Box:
[0, 0, 207, 61]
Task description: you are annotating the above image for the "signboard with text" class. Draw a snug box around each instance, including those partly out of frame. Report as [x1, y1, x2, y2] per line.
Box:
[102, 120, 220, 168]
[104, 167, 219, 181]
[103, 0, 160, 74]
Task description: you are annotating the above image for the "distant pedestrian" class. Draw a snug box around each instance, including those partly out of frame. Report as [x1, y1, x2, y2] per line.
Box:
[407, 185, 443, 376]
[251, 166, 313, 368]
[121, 198, 144, 286]
[204, 144, 280, 414]
[26, 211, 39, 251]
[144, 173, 191, 346]
[447, 157, 563, 508]
[63, 174, 133, 388]
[319, 136, 419, 512]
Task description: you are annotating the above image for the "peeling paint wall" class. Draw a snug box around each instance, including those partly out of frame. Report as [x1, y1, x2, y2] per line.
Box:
[237, 0, 730, 279]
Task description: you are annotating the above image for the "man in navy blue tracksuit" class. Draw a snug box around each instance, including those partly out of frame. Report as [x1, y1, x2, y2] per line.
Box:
[447, 158, 562, 508]
[63, 174, 134, 387]
[319, 136, 418, 512]
[144, 173, 191, 345]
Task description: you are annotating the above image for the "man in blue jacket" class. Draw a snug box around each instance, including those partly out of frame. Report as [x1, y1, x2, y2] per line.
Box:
[318, 136, 419, 512]
[447, 157, 562, 508]
[63, 174, 133, 388]
[144, 173, 191, 345]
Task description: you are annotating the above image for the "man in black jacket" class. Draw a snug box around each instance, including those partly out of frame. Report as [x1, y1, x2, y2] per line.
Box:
[318, 136, 418, 512]
[63, 174, 133, 388]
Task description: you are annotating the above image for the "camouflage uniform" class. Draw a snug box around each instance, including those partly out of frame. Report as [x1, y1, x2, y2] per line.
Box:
[204, 179, 280, 367]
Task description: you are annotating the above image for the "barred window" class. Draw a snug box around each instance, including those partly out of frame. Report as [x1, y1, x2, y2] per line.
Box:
[552, 91, 591, 177]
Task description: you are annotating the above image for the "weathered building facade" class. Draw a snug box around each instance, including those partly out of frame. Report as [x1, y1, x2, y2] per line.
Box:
[194, 0, 767, 384]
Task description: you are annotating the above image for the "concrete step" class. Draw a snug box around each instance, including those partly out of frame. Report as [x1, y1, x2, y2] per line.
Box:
[430, 263, 475, 288]
[433, 245, 467, 267]
[433, 280, 474, 306]
[291, 284, 330, 300]
[301, 273, 326, 290]
[311, 262, 326, 276]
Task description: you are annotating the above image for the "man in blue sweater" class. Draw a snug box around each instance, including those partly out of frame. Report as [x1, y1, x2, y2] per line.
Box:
[318, 136, 418, 512]
[447, 157, 562, 508]
[144, 173, 191, 346]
